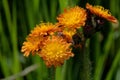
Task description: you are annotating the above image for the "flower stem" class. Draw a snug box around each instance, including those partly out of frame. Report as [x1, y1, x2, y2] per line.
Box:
[79, 40, 91, 80]
[72, 39, 91, 80]
[48, 66, 56, 80]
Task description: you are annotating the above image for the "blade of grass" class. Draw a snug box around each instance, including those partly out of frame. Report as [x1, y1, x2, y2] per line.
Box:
[24, 0, 35, 29]
[61, 61, 68, 80]
[55, 67, 62, 80]
[116, 67, 120, 80]
[41, 0, 49, 21]
[0, 14, 11, 77]
[33, 0, 40, 13]
[94, 28, 114, 80]
[2, 0, 12, 33]
[12, 1, 22, 76]
[0, 14, 11, 56]
[32, 0, 43, 23]
[0, 52, 10, 77]
[105, 49, 120, 80]
[40, 60, 48, 80]
[58, 0, 69, 12]
[110, 0, 117, 15]
[32, 56, 42, 80]
[50, 0, 57, 22]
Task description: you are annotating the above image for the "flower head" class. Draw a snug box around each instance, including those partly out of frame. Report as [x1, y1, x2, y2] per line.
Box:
[38, 36, 74, 67]
[86, 3, 118, 23]
[21, 23, 58, 57]
[57, 6, 87, 29]
[30, 23, 59, 36]
[21, 36, 45, 57]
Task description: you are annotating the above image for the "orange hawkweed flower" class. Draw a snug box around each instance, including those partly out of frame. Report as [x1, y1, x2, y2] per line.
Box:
[38, 36, 74, 67]
[29, 23, 59, 37]
[57, 6, 87, 29]
[21, 36, 46, 57]
[86, 3, 117, 23]
[21, 23, 58, 57]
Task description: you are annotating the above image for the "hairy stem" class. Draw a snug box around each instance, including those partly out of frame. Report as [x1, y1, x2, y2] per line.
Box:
[79, 41, 91, 80]
[48, 67, 56, 80]
[72, 39, 91, 80]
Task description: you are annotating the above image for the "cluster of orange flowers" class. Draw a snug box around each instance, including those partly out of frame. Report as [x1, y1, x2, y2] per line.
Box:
[21, 3, 117, 67]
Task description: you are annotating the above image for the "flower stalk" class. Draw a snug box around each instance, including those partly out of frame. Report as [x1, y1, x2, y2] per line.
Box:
[48, 66, 56, 80]
[73, 32, 91, 80]
[79, 40, 91, 80]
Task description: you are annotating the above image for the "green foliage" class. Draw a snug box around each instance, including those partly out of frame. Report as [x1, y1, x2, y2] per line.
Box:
[0, 0, 120, 80]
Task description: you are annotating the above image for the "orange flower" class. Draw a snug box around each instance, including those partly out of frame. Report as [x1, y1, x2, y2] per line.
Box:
[30, 23, 59, 37]
[38, 36, 74, 67]
[21, 23, 58, 57]
[86, 3, 118, 23]
[57, 6, 87, 29]
[21, 36, 45, 57]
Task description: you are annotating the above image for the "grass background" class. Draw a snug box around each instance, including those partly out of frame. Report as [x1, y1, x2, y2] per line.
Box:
[0, 0, 120, 80]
